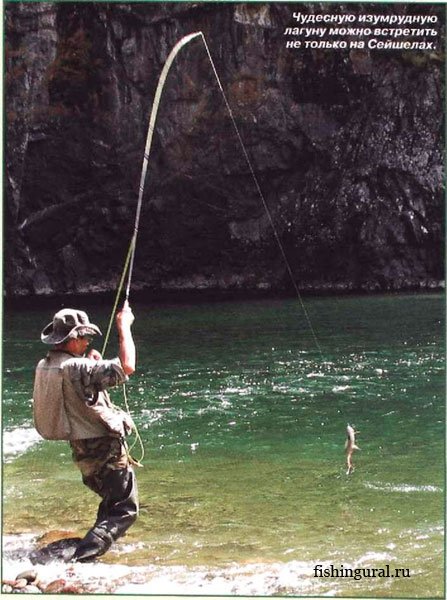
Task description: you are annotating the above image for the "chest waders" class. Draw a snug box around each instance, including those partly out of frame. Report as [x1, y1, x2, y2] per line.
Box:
[70, 437, 139, 562]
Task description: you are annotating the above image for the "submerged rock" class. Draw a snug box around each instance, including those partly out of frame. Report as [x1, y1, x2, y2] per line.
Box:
[35, 530, 80, 547]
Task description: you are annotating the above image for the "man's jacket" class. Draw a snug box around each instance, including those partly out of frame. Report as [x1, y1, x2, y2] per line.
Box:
[33, 350, 129, 440]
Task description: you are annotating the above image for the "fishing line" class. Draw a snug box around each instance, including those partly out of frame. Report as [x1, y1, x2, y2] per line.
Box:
[99, 240, 145, 463]
[199, 32, 323, 356]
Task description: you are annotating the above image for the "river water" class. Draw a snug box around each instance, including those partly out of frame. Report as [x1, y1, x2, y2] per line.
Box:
[2, 293, 444, 596]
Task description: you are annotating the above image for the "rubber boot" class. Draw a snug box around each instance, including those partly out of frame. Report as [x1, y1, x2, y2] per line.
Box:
[73, 467, 138, 563]
[72, 527, 114, 563]
[93, 467, 138, 540]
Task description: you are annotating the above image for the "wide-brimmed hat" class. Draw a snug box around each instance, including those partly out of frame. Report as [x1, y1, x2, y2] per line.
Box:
[41, 309, 102, 345]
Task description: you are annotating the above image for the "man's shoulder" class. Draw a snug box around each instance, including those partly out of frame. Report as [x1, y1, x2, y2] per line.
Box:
[61, 356, 94, 369]
[60, 355, 127, 390]
[36, 351, 74, 370]
[61, 356, 126, 379]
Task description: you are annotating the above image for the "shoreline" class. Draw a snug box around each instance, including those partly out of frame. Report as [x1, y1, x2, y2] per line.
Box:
[3, 282, 445, 311]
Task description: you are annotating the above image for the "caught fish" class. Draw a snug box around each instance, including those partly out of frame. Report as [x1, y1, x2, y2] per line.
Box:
[345, 424, 360, 475]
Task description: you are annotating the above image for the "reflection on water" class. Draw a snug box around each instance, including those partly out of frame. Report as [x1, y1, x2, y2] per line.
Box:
[2, 294, 445, 596]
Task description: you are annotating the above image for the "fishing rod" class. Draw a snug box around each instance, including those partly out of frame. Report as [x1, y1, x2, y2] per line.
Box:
[108, 31, 322, 353]
[102, 32, 203, 355]
[103, 31, 324, 462]
[125, 32, 205, 302]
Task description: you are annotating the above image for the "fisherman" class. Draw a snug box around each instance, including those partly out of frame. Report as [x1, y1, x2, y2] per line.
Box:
[33, 302, 138, 562]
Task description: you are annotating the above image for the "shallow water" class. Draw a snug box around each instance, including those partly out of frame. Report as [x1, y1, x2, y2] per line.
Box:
[2, 293, 445, 596]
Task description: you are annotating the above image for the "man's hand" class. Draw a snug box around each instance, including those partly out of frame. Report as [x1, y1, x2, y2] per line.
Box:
[123, 413, 135, 435]
[116, 300, 135, 331]
[116, 300, 136, 375]
[87, 349, 102, 361]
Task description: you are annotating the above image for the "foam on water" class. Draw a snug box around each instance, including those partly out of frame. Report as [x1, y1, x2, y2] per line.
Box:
[140, 408, 172, 425]
[332, 385, 351, 393]
[5, 534, 402, 596]
[1, 534, 324, 595]
[6, 532, 435, 596]
[364, 482, 443, 493]
[2, 535, 147, 594]
[2, 427, 42, 462]
[114, 560, 320, 596]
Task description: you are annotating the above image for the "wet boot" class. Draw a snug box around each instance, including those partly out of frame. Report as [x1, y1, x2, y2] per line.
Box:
[73, 467, 138, 562]
[93, 467, 138, 539]
[72, 527, 114, 563]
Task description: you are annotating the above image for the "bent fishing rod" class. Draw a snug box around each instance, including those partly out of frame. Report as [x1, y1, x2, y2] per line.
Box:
[104, 31, 322, 356]
[102, 32, 204, 355]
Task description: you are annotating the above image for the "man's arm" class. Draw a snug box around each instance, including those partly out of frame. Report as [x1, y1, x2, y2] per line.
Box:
[116, 300, 136, 375]
[63, 354, 135, 436]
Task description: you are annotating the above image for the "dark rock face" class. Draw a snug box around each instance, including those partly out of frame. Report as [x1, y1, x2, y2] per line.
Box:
[5, 2, 445, 298]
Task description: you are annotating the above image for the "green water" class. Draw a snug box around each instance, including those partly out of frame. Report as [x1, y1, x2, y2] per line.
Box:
[2, 294, 445, 596]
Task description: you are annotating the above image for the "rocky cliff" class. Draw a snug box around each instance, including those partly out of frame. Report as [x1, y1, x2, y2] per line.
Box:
[5, 2, 445, 299]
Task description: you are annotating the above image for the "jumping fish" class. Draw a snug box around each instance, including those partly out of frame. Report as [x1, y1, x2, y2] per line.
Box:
[345, 424, 359, 475]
